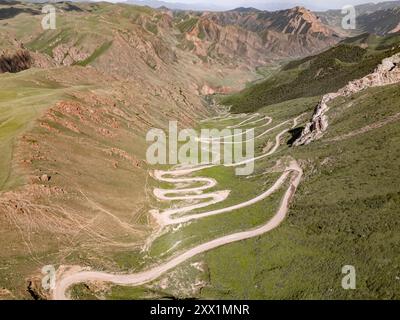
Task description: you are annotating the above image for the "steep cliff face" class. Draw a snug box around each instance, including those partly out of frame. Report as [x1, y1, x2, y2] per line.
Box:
[176, 6, 340, 66]
[357, 7, 400, 35]
[205, 6, 335, 36]
[0, 50, 32, 73]
[294, 52, 400, 146]
[185, 19, 270, 66]
[268, 6, 336, 36]
[318, 4, 400, 37]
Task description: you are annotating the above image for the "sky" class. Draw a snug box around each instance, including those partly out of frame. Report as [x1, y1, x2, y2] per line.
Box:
[91, 0, 395, 11]
[144, 0, 376, 9]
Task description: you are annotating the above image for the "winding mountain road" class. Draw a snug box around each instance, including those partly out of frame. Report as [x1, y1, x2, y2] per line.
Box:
[51, 113, 304, 300]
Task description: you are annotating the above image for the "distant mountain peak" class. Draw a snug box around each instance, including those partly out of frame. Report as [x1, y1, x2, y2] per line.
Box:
[289, 6, 309, 12]
[230, 7, 261, 13]
[273, 6, 334, 36]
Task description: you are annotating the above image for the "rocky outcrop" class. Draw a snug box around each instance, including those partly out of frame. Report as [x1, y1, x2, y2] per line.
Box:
[30, 51, 56, 69]
[200, 84, 232, 95]
[271, 6, 335, 36]
[52, 44, 90, 66]
[294, 52, 400, 146]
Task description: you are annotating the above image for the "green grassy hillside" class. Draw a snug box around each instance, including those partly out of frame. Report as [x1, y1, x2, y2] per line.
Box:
[222, 34, 400, 113]
[1, 1, 399, 300]
[202, 84, 400, 299]
[91, 35, 400, 300]
[0, 69, 66, 190]
[98, 83, 400, 300]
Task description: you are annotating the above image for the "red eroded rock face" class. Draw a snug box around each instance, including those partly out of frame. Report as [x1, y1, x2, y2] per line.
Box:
[273, 6, 335, 36]
[180, 6, 340, 67]
[202, 6, 337, 37]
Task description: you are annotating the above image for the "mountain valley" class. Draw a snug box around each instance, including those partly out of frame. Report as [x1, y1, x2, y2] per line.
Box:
[0, 0, 399, 300]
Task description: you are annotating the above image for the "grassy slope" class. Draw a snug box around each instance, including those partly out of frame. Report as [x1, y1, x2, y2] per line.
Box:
[2, 2, 154, 65]
[0, 69, 67, 190]
[222, 34, 400, 113]
[97, 37, 400, 299]
[107, 86, 399, 300]
[2, 2, 399, 299]
[0, 1, 262, 299]
[197, 36, 400, 299]
[0, 3, 160, 298]
[89, 98, 316, 300]
[201, 85, 400, 299]
[0, 68, 155, 298]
